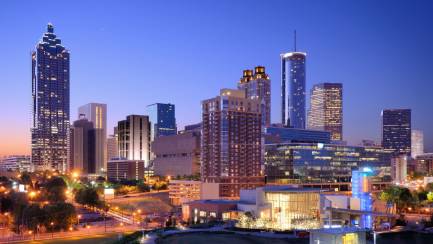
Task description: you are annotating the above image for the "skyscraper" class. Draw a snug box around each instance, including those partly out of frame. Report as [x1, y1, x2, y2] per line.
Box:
[146, 103, 177, 140]
[201, 89, 264, 198]
[381, 109, 411, 156]
[411, 129, 424, 159]
[307, 83, 343, 141]
[281, 51, 306, 128]
[31, 23, 70, 172]
[117, 115, 151, 167]
[237, 66, 271, 127]
[69, 118, 96, 174]
[78, 103, 107, 175]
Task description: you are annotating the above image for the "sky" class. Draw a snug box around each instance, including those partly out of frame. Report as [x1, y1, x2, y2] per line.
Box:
[0, 0, 432, 156]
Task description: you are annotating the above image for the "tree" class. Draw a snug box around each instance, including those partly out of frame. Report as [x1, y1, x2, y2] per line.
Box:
[427, 192, 433, 202]
[22, 204, 46, 232]
[43, 202, 76, 231]
[137, 182, 150, 192]
[44, 177, 67, 202]
[20, 172, 33, 187]
[75, 187, 100, 207]
[380, 186, 415, 213]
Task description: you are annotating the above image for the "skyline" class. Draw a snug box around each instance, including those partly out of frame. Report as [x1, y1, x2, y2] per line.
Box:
[1, 0, 433, 156]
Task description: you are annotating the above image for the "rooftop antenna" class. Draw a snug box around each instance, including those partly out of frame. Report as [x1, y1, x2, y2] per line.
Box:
[294, 30, 297, 52]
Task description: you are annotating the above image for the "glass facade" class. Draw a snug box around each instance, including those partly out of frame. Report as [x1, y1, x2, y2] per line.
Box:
[265, 126, 331, 144]
[351, 169, 373, 228]
[146, 103, 177, 140]
[308, 83, 343, 141]
[31, 24, 70, 172]
[281, 52, 306, 129]
[381, 109, 411, 156]
[265, 190, 321, 230]
[265, 143, 392, 184]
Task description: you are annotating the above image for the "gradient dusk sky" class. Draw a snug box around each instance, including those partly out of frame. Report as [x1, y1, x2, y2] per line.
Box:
[1, 0, 432, 156]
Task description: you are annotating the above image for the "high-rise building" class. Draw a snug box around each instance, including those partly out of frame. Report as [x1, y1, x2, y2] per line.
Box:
[78, 103, 107, 175]
[107, 134, 118, 161]
[307, 83, 343, 141]
[381, 109, 411, 156]
[31, 23, 70, 172]
[117, 115, 151, 167]
[146, 103, 177, 140]
[391, 154, 408, 183]
[201, 89, 264, 198]
[152, 131, 201, 177]
[281, 51, 306, 128]
[237, 66, 271, 127]
[69, 118, 96, 174]
[411, 129, 424, 159]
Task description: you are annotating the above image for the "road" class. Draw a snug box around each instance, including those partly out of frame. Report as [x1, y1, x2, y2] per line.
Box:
[0, 222, 145, 243]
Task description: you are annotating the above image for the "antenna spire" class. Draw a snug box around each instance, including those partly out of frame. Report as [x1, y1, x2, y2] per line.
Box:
[294, 30, 297, 52]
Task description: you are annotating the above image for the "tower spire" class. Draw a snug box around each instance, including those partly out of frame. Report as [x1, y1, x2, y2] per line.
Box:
[294, 30, 297, 52]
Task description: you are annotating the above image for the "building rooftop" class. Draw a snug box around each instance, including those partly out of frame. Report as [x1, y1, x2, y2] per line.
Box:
[187, 199, 239, 205]
[262, 185, 323, 193]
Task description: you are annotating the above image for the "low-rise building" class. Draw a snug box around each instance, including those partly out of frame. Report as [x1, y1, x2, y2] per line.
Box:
[169, 180, 220, 206]
[182, 199, 238, 223]
[0, 155, 32, 172]
[169, 180, 201, 206]
[152, 131, 200, 177]
[416, 153, 433, 175]
[309, 228, 367, 244]
[107, 158, 144, 181]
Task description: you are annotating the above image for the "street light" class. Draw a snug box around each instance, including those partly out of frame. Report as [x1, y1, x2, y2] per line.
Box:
[78, 214, 82, 225]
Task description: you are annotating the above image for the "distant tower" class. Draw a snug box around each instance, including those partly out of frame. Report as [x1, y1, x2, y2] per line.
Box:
[146, 103, 177, 140]
[31, 23, 70, 172]
[381, 109, 411, 156]
[308, 83, 343, 140]
[411, 129, 424, 159]
[238, 66, 271, 127]
[281, 31, 306, 128]
[78, 103, 107, 175]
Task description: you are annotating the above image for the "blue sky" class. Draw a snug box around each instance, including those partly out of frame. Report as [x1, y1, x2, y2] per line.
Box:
[1, 0, 432, 155]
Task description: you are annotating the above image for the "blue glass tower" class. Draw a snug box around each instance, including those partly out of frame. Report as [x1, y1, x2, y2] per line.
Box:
[31, 23, 70, 172]
[146, 103, 177, 140]
[281, 52, 306, 129]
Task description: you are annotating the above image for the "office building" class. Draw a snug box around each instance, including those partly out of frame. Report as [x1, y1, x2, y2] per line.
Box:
[169, 180, 202, 206]
[265, 143, 392, 184]
[117, 115, 151, 167]
[308, 83, 343, 141]
[281, 51, 306, 128]
[146, 103, 177, 140]
[31, 23, 70, 172]
[78, 103, 107, 174]
[184, 122, 201, 133]
[69, 118, 97, 174]
[201, 89, 264, 198]
[0, 156, 32, 172]
[237, 66, 271, 127]
[107, 159, 144, 181]
[265, 125, 331, 144]
[381, 109, 411, 156]
[153, 131, 200, 177]
[411, 129, 424, 159]
[391, 155, 408, 183]
[415, 153, 433, 175]
[107, 134, 118, 161]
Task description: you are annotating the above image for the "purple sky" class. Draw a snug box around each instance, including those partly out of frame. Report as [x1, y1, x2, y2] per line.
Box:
[1, 0, 432, 155]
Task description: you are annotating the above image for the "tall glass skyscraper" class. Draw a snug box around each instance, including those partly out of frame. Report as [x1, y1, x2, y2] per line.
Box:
[31, 24, 70, 172]
[281, 52, 306, 128]
[381, 109, 411, 156]
[307, 83, 343, 141]
[146, 103, 177, 140]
